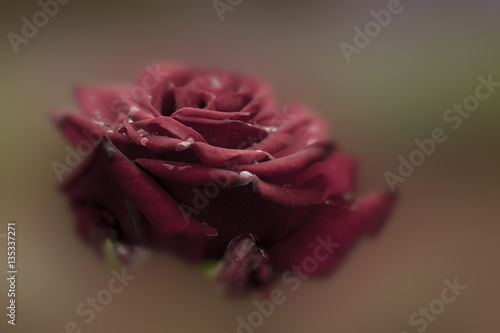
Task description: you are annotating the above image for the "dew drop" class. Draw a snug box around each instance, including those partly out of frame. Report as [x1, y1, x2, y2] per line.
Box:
[129, 106, 140, 114]
[185, 136, 196, 143]
[177, 141, 192, 151]
[137, 129, 149, 137]
[140, 137, 149, 146]
[163, 164, 175, 170]
[239, 171, 252, 179]
[92, 120, 108, 127]
[307, 139, 317, 145]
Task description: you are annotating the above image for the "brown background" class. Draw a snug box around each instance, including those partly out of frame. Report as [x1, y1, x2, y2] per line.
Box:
[0, 0, 499, 332]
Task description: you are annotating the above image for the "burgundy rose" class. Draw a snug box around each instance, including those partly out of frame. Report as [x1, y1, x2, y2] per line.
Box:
[52, 63, 397, 296]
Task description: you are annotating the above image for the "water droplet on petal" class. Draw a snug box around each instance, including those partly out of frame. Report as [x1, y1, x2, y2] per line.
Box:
[92, 120, 108, 127]
[176, 141, 191, 151]
[207, 230, 218, 237]
[140, 137, 149, 146]
[137, 129, 149, 136]
[239, 171, 252, 179]
[129, 106, 140, 114]
[185, 135, 196, 143]
[262, 126, 278, 133]
[307, 139, 317, 145]
[163, 164, 175, 170]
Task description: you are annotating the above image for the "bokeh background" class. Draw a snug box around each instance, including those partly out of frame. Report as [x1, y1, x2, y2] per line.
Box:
[1, 0, 499, 332]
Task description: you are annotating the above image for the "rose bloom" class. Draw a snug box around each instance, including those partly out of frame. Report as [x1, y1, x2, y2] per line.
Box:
[52, 63, 396, 296]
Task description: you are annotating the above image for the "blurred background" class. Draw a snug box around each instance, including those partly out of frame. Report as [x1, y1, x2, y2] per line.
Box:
[0, 0, 499, 332]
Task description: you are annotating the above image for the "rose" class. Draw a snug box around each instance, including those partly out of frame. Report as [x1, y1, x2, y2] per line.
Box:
[52, 63, 397, 296]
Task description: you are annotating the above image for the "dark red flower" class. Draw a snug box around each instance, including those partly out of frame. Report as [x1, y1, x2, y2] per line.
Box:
[52, 63, 396, 296]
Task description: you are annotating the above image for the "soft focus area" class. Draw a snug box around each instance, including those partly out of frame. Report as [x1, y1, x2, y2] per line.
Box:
[0, 0, 499, 332]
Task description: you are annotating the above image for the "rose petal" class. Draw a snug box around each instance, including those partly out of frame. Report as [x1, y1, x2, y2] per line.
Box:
[232, 144, 332, 178]
[172, 116, 268, 149]
[101, 137, 218, 238]
[267, 191, 397, 274]
[74, 86, 130, 121]
[134, 116, 207, 143]
[171, 107, 252, 121]
[51, 111, 131, 145]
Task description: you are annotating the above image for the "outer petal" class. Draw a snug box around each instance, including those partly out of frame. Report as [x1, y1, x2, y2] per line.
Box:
[136, 158, 323, 207]
[231, 144, 332, 178]
[51, 111, 132, 145]
[62, 137, 217, 240]
[74, 85, 130, 121]
[267, 191, 397, 275]
[101, 137, 217, 238]
[268, 149, 358, 203]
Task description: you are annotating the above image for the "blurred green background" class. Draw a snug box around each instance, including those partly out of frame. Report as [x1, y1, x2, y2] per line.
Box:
[0, 0, 499, 332]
